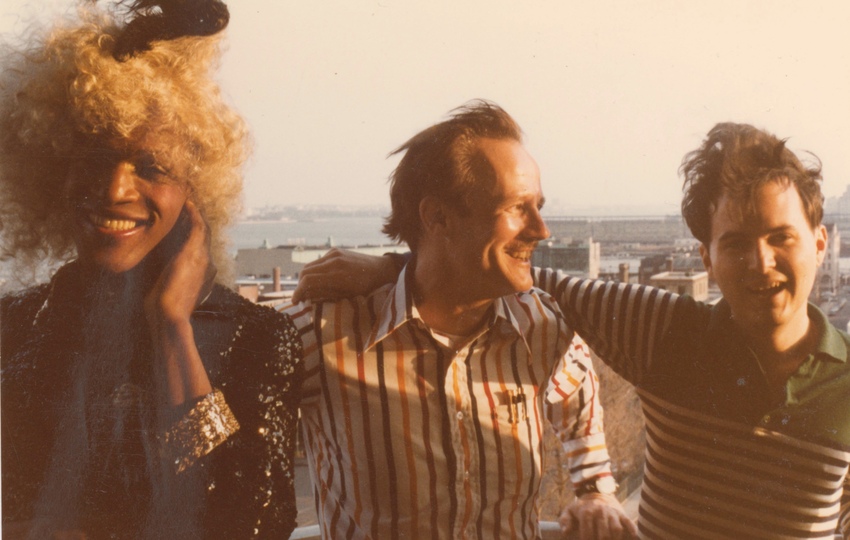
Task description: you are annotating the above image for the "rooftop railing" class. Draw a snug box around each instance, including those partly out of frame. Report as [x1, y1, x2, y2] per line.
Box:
[289, 521, 567, 539]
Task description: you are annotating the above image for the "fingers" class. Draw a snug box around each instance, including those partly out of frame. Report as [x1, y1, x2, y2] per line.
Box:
[180, 200, 216, 299]
[293, 273, 320, 303]
[291, 284, 306, 304]
[621, 515, 638, 538]
[293, 250, 360, 303]
[559, 497, 638, 540]
[300, 247, 345, 272]
[582, 513, 600, 540]
[559, 507, 577, 537]
[145, 200, 216, 323]
[182, 200, 210, 250]
[292, 251, 346, 303]
[292, 272, 347, 304]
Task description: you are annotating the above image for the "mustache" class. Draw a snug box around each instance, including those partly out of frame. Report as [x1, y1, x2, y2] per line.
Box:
[505, 241, 539, 251]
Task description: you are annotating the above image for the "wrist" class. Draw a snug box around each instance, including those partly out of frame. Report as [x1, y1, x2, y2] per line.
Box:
[575, 476, 618, 498]
[148, 310, 194, 337]
[577, 492, 620, 503]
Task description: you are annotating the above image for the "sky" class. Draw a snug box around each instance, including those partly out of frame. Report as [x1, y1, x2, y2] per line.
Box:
[3, 1, 850, 215]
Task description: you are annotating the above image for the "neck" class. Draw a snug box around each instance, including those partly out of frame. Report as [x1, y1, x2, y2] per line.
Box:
[74, 260, 155, 307]
[412, 252, 493, 337]
[740, 312, 816, 391]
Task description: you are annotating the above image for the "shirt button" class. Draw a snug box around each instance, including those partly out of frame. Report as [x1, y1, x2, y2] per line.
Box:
[762, 415, 771, 424]
[464, 470, 470, 480]
[456, 411, 464, 420]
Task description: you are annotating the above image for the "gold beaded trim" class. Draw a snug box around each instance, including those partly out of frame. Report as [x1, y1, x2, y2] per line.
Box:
[161, 388, 240, 474]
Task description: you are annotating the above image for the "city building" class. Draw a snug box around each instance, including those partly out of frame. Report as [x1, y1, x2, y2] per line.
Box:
[545, 216, 693, 244]
[532, 238, 601, 278]
[649, 270, 709, 301]
[817, 222, 841, 298]
[236, 245, 306, 280]
[637, 253, 704, 285]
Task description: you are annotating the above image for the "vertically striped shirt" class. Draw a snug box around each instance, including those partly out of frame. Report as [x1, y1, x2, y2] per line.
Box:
[283, 266, 614, 539]
[534, 268, 850, 539]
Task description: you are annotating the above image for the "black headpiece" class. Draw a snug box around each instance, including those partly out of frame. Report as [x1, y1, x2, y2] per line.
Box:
[112, 0, 230, 61]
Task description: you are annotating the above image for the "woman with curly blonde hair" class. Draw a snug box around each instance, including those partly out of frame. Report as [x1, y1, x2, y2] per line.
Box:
[0, 1, 302, 538]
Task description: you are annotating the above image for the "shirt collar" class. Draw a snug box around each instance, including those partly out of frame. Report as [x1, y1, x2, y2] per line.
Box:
[707, 299, 848, 364]
[492, 294, 535, 355]
[807, 303, 848, 363]
[364, 262, 532, 354]
[364, 264, 418, 352]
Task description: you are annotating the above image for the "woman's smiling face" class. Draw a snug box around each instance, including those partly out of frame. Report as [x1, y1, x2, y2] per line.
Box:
[65, 136, 189, 274]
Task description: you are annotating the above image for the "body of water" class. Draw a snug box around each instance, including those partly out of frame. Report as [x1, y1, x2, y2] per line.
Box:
[232, 219, 850, 276]
[231, 217, 392, 251]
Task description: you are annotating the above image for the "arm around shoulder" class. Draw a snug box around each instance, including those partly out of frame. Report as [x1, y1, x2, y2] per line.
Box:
[292, 248, 407, 302]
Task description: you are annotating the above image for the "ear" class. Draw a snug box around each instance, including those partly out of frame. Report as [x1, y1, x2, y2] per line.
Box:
[814, 224, 828, 266]
[419, 196, 449, 236]
[699, 243, 714, 280]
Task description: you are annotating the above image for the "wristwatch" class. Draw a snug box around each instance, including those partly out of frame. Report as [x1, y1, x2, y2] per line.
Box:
[575, 477, 618, 498]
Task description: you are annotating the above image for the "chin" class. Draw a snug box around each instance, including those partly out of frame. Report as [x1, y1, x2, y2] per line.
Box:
[509, 277, 533, 293]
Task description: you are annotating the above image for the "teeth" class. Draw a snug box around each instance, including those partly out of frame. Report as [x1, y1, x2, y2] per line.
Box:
[89, 213, 140, 231]
[507, 250, 532, 262]
[752, 283, 782, 292]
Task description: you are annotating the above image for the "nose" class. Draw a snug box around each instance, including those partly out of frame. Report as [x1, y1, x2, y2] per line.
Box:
[748, 240, 776, 273]
[100, 161, 139, 204]
[526, 206, 550, 241]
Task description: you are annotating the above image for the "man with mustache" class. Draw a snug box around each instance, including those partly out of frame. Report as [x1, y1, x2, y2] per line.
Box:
[284, 100, 635, 539]
[303, 122, 850, 538]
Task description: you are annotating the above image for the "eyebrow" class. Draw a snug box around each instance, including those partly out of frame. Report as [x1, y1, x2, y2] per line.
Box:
[717, 225, 796, 242]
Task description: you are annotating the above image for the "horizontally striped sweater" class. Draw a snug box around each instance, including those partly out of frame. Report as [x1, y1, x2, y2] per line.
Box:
[535, 269, 850, 539]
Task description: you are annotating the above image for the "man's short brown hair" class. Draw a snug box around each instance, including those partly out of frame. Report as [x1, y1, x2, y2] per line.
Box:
[383, 100, 522, 251]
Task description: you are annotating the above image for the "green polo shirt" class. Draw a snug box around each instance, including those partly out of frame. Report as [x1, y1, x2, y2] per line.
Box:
[650, 298, 850, 451]
[770, 304, 850, 449]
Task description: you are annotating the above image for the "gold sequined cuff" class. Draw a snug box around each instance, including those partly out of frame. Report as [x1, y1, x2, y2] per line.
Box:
[161, 389, 240, 474]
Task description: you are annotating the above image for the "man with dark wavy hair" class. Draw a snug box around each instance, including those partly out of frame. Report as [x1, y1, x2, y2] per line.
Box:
[527, 122, 849, 538]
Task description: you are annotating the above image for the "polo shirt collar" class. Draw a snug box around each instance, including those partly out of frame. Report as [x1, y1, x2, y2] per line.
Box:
[807, 303, 848, 363]
[707, 299, 847, 364]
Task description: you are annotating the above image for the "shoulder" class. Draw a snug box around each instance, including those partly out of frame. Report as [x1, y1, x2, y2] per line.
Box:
[2, 284, 54, 396]
[2, 283, 50, 320]
[281, 283, 392, 327]
[514, 287, 564, 319]
[0, 283, 50, 341]
[200, 285, 302, 370]
[203, 284, 293, 327]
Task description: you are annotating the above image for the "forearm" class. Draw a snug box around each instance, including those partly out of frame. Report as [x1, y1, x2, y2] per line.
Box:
[533, 267, 681, 384]
[151, 318, 213, 406]
[151, 316, 233, 473]
[547, 339, 616, 492]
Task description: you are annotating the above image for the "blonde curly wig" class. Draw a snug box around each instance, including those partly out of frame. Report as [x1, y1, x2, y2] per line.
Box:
[0, 6, 248, 285]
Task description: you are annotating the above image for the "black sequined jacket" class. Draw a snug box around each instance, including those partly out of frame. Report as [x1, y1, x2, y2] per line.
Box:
[1, 264, 303, 539]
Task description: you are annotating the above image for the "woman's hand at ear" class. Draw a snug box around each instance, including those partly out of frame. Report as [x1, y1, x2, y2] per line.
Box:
[144, 200, 215, 407]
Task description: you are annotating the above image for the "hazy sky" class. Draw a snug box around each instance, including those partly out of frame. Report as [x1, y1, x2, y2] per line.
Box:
[3, 1, 850, 214]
